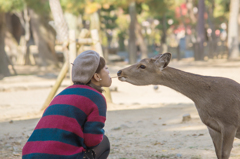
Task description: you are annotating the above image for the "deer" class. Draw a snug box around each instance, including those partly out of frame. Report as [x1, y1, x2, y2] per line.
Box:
[117, 53, 240, 159]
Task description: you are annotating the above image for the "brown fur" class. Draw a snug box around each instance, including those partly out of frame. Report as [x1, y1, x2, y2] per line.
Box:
[118, 53, 240, 159]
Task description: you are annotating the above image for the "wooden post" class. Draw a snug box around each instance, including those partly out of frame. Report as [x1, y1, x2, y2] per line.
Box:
[103, 87, 112, 103]
[69, 30, 76, 83]
[79, 29, 90, 39]
[6, 55, 17, 75]
[91, 29, 112, 103]
[91, 29, 103, 56]
[41, 61, 68, 111]
[78, 29, 90, 53]
[77, 38, 93, 45]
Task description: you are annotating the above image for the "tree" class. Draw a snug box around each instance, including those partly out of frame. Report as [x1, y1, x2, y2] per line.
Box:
[29, 9, 58, 66]
[228, 0, 239, 59]
[135, 13, 148, 59]
[206, 0, 217, 59]
[5, 13, 23, 64]
[101, 0, 145, 63]
[196, 0, 205, 61]
[146, 0, 175, 54]
[25, 0, 59, 66]
[128, 1, 137, 63]
[0, 13, 10, 77]
[0, 0, 24, 77]
[100, 5, 118, 47]
[15, 6, 32, 65]
[49, 0, 69, 62]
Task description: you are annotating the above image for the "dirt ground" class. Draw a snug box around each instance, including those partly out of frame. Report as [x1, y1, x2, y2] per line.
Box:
[1, 58, 240, 159]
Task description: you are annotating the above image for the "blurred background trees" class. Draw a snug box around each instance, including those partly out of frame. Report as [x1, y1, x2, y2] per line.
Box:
[0, 0, 239, 77]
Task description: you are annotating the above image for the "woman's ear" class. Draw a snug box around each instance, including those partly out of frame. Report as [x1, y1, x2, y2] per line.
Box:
[93, 73, 101, 82]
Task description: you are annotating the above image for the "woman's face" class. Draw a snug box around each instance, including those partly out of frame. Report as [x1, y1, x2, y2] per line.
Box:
[99, 65, 112, 87]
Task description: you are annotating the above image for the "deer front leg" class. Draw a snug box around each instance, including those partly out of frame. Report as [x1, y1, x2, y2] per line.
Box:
[208, 125, 237, 159]
[208, 127, 222, 159]
[221, 125, 237, 159]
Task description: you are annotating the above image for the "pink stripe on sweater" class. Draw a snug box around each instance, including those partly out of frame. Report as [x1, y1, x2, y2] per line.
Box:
[84, 133, 103, 147]
[35, 115, 83, 137]
[87, 110, 106, 123]
[22, 141, 85, 156]
[49, 95, 94, 114]
[49, 95, 105, 123]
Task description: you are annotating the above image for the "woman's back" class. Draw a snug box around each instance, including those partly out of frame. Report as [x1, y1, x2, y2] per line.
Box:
[22, 85, 106, 159]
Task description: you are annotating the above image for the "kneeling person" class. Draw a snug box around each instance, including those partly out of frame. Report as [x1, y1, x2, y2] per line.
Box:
[22, 50, 112, 159]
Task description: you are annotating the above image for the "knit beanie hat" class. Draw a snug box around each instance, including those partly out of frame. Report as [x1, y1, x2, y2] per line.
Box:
[72, 50, 100, 84]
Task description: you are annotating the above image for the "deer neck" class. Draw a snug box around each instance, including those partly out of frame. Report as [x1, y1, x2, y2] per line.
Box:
[158, 67, 210, 103]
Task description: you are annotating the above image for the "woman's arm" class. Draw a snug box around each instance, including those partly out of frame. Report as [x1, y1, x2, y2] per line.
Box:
[83, 98, 107, 148]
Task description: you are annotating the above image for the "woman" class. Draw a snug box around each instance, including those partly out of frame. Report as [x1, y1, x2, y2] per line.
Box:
[22, 50, 111, 159]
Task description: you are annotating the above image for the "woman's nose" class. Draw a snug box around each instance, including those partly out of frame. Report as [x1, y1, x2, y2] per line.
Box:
[117, 70, 122, 76]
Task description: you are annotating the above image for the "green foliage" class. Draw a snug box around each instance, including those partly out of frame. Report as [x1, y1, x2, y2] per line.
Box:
[25, 0, 50, 15]
[115, 14, 129, 35]
[60, 0, 85, 15]
[0, 0, 24, 12]
[214, 0, 230, 18]
[101, 15, 117, 30]
[145, 0, 175, 17]
[0, 0, 54, 14]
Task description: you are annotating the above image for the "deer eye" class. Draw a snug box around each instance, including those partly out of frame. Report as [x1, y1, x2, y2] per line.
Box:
[139, 65, 146, 69]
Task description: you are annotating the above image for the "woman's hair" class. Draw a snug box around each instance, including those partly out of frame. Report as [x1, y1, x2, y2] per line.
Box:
[87, 57, 105, 93]
[95, 57, 105, 73]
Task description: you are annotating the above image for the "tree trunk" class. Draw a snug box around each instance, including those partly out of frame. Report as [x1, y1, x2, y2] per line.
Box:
[128, 1, 137, 64]
[5, 13, 22, 64]
[49, 0, 68, 42]
[11, 14, 23, 44]
[23, 7, 32, 65]
[135, 14, 148, 59]
[161, 14, 168, 53]
[196, 0, 205, 61]
[14, 11, 30, 65]
[238, 4, 240, 46]
[0, 13, 10, 77]
[29, 9, 58, 67]
[186, 0, 197, 24]
[49, 0, 69, 62]
[186, 0, 197, 59]
[207, 1, 216, 59]
[18, 8, 34, 65]
[228, 0, 239, 59]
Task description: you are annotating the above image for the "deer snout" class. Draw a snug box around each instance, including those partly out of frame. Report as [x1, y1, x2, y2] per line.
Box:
[117, 70, 122, 76]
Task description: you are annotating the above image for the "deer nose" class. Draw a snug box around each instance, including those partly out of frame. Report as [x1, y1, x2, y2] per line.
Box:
[117, 70, 122, 76]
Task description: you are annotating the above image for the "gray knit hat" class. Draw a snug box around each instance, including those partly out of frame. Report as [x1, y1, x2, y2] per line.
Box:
[71, 50, 100, 84]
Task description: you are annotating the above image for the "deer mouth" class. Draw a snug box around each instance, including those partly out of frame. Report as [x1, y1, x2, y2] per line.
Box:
[118, 76, 127, 81]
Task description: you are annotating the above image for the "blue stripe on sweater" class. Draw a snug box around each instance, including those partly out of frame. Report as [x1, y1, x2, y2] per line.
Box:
[22, 153, 84, 159]
[57, 88, 106, 116]
[28, 128, 85, 148]
[83, 122, 105, 134]
[43, 104, 87, 127]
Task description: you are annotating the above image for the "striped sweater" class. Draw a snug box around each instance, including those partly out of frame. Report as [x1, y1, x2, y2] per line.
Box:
[22, 85, 107, 159]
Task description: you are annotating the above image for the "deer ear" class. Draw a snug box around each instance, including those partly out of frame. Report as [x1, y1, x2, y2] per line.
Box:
[154, 53, 171, 70]
[151, 53, 162, 60]
[150, 53, 162, 63]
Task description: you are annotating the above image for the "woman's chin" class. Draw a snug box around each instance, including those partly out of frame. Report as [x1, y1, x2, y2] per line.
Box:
[102, 81, 112, 87]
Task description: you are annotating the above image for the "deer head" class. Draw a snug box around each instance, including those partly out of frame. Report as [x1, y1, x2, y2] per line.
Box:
[117, 53, 172, 85]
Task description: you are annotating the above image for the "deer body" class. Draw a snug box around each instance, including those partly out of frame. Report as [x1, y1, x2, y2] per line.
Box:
[117, 53, 240, 159]
[159, 67, 240, 133]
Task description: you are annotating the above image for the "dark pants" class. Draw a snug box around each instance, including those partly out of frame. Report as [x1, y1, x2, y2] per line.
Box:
[83, 135, 110, 159]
